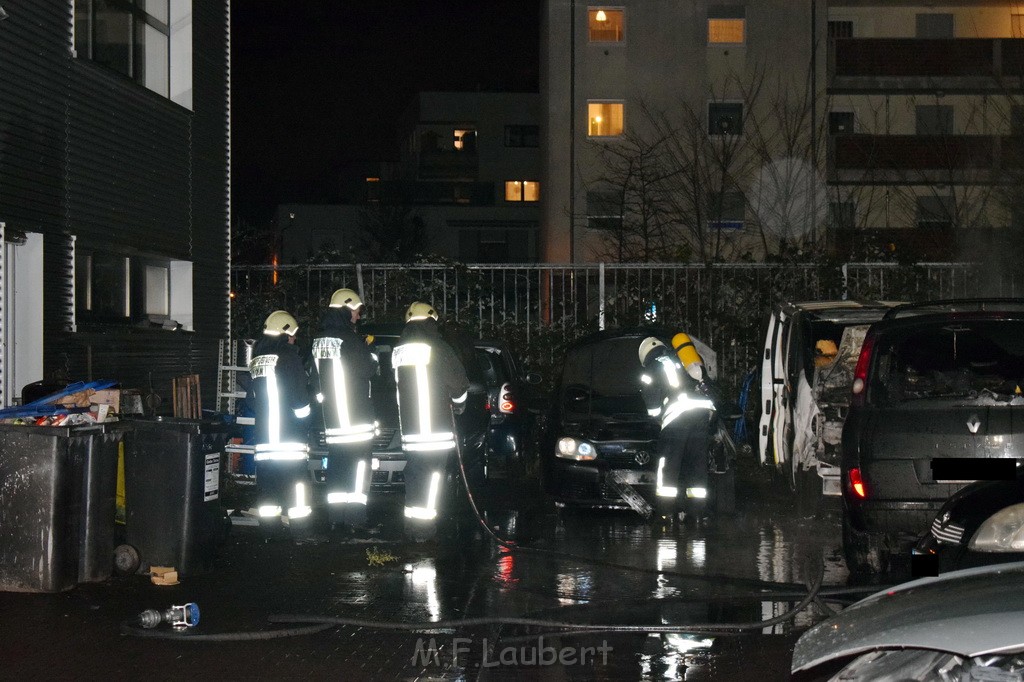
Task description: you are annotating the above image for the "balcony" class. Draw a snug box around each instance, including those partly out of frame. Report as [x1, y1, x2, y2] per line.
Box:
[830, 38, 1024, 92]
[416, 149, 478, 181]
[832, 135, 996, 171]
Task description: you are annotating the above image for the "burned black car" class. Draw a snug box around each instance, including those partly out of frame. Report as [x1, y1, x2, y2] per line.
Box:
[541, 327, 732, 516]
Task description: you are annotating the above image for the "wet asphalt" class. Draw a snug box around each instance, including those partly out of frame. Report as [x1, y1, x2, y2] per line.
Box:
[0, 465, 869, 681]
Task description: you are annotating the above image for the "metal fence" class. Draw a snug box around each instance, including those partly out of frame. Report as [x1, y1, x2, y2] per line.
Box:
[230, 262, 1024, 392]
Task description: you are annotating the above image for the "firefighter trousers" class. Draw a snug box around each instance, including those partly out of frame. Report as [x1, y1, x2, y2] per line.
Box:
[325, 443, 371, 529]
[655, 412, 710, 516]
[255, 457, 311, 519]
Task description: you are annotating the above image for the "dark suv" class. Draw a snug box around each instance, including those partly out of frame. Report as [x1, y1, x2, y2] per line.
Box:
[841, 299, 1024, 573]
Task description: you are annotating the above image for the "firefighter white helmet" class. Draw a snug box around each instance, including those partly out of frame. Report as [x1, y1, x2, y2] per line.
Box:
[638, 337, 666, 365]
[329, 288, 363, 310]
[405, 301, 439, 322]
[263, 310, 299, 337]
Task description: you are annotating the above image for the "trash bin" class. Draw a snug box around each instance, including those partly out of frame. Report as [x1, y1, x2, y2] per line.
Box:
[121, 418, 229, 578]
[0, 424, 122, 592]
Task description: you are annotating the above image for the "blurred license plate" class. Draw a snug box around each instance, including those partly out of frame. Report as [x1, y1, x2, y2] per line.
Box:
[610, 470, 651, 485]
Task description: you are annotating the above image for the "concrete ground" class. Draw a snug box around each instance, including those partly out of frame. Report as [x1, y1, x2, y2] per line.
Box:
[0, 468, 867, 681]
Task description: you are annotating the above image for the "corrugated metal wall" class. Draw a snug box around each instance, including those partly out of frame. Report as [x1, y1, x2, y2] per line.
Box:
[0, 0, 230, 409]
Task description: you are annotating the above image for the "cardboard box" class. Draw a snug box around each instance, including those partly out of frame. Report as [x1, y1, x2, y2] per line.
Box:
[89, 389, 120, 413]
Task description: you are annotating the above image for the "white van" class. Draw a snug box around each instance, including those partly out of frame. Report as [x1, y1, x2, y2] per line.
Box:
[759, 300, 900, 504]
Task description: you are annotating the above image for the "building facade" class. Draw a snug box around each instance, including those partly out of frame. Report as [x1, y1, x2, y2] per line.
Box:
[541, 1, 1023, 263]
[0, 0, 230, 407]
[280, 91, 541, 264]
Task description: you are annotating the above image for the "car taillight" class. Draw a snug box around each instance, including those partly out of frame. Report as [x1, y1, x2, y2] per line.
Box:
[850, 333, 876, 407]
[499, 382, 515, 414]
[849, 467, 867, 499]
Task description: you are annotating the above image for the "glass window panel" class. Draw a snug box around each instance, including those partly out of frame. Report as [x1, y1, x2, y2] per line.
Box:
[93, 0, 132, 78]
[523, 181, 540, 202]
[145, 265, 169, 316]
[1014, 14, 1024, 39]
[74, 0, 91, 58]
[139, 0, 169, 24]
[588, 102, 624, 137]
[90, 252, 128, 318]
[136, 19, 169, 97]
[505, 181, 523, 201]
[588, 8, 625, 42]
[708, 18, 745, 44]
[709, 102, 744, 135]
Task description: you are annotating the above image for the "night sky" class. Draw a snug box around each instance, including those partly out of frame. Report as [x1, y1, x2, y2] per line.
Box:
[230, 1, 541, 223]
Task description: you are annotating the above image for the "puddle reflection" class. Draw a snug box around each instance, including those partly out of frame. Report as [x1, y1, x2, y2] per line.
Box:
[405, 561, 440, 622]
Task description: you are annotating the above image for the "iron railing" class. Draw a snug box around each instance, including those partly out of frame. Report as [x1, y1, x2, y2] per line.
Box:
[230, 261, 1023, 391]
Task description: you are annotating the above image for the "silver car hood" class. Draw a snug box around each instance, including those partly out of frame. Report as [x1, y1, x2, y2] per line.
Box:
[792, 562, 1024, 673]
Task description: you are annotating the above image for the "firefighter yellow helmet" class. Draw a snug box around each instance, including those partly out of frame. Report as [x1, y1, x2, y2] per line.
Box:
[263, 310, 298, 337]
[329, 288, 363, 310]
[638, 337, 666, 365]
[405, 301, 439, 322]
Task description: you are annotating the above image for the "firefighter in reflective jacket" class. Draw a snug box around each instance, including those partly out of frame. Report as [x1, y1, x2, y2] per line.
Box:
[311, 288, 378, 530]
[250, 310, 313, 524]
[393, 302, 470, 539]
[638, 336, 715, 518]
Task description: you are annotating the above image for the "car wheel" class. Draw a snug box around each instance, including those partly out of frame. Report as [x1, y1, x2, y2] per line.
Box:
[113, 544, 141, 576]
[842, 514, 888, 575]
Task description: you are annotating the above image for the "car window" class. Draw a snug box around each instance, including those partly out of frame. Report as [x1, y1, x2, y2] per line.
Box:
[475, 348, 510, 387]
[561, 337, 652, 419]
[872, 319, 1024, 404]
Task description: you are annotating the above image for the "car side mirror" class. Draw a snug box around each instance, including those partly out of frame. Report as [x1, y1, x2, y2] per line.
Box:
[526, 372, 543, 385]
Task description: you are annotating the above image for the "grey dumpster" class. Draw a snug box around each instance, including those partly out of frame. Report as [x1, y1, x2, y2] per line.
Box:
[0, 424, 122, 592]
[121, 418, 230, 577]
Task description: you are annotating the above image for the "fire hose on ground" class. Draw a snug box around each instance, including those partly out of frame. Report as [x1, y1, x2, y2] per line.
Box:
[121, 405, 880, 641]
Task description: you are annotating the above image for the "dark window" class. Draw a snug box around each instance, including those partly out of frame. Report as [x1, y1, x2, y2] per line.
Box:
[1011, 105, 1024, 137]
[916, 13, 954, 38]
[587, 191, 623, 231]
[829, 201, 856, 230]
[77, 251, 129, 319]
[828, 20, 853, 38]
[457, 228, 536, 262]
[707, 191, 745, 230]
[829, 111, 854, 135]
[709, 102, 743, 135]
[916, 195, 955, 229]
[915, 105, 954, 136]
[504, 125, 540, 148]
[75, 0, 180, 101]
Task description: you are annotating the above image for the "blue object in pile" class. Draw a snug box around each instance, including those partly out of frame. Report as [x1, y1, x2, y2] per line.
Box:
[0, 380, 119, 419]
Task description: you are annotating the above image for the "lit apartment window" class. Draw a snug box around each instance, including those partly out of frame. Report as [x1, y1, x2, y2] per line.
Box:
[588, 8, 624, 42]
[588, 101, 624, 137]
[709, 102, 743, 135]
[505, 181, 540, 202]
[707, 191, 745, 230]
[454, 129, 477, 151]
[708, 5, 745, 44]
[1014, 14, 1024, 39]
[74, 0, 193, 108]
[587, 191, 622, 230]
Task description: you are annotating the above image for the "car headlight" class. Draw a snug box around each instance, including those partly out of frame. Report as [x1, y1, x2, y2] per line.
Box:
[968, 503, 1024, 552]
[556, 437, 596, 461]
